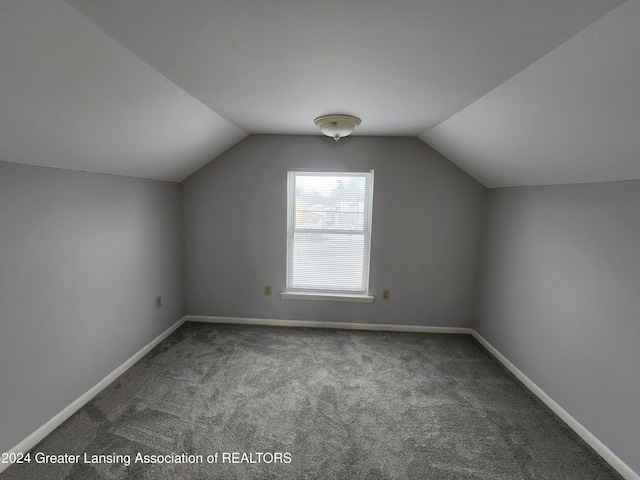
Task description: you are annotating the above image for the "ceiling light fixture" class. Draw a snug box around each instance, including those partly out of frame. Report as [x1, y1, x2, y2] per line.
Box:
[314, 114, 361, 141]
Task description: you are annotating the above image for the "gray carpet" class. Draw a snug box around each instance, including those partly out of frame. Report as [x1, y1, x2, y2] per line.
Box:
[2, 322, 623, 479]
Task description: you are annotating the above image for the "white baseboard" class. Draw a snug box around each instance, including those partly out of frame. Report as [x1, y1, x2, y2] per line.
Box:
[0, 316, 187, 475]
[471, 331, 639, 480]
[191, 316, 637, 479]
[184, 315, 473, 335]
[3, 316, 636, 480]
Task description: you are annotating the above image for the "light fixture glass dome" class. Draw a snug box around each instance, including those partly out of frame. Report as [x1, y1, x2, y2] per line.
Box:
[314, 114, 361, 141]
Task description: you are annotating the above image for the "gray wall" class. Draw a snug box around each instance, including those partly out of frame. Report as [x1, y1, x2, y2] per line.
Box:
[182, 135, 486, 327]
[0, 161, 185, 454]
[477, 181, 640, 474]
[2, 138, 637, 475]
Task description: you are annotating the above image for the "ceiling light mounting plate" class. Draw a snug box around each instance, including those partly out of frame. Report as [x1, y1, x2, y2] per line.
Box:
[314, 114, 361, 141]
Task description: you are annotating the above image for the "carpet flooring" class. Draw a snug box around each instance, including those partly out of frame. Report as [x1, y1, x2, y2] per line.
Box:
[2, 322, 624, 479]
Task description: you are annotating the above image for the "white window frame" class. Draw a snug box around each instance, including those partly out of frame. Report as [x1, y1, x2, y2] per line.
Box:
[282, 170, 375, 303]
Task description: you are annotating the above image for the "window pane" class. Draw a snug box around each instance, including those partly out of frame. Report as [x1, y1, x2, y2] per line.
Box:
[294, 175, 366, 231]
[292, 233, 365, 290]
[287, 171, 373, 295]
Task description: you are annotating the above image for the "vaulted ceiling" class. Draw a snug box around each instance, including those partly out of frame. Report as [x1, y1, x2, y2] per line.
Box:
[2, 0, 638, 186]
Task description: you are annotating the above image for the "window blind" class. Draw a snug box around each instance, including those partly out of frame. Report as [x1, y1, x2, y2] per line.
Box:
[287, 171, 374, 294]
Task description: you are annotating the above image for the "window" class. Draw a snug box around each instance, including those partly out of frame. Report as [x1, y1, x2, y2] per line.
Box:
[284, 171, 374, 301]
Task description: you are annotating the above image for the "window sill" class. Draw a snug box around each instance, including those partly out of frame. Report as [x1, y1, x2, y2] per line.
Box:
[280, 292, 375, 303]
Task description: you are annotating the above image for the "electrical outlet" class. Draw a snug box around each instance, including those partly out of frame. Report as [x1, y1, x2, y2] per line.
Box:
[264, 285, 272, 296]
[382, 290, 390, 300]
[155, 296, 162, 309]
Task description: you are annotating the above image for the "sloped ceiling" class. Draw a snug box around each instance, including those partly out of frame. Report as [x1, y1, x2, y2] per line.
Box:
[0, 0, 246, 182]
[2, 0, 637, 186]
[422, 0, 640, 187]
